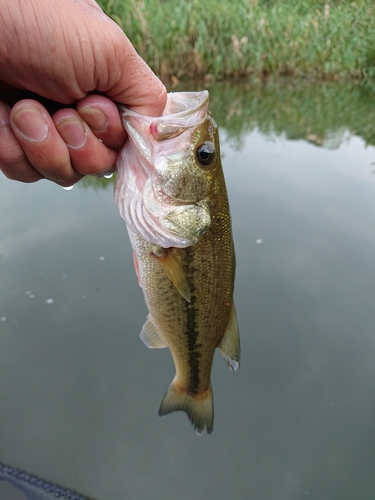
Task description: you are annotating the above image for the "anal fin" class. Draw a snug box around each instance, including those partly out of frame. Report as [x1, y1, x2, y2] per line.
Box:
[140, 314, 167, 348]
[154, 249, 191, 302]
[218, 305, 240, 372]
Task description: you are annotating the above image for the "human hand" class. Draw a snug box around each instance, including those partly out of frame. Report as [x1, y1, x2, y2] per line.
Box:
[0, 0, 166, 186]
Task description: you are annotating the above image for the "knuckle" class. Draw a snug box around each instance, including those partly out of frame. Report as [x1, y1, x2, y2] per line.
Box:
[1, 164, 41, 183]
[0, 142, 25, 168]
[0, 139, 42, 182]
[73, 149, 116, 176]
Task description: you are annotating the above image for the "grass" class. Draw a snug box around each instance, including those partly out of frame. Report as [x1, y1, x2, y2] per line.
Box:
[98, 0, 375, 81]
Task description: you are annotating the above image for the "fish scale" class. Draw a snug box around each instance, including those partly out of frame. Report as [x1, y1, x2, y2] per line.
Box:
[115, 91, 240, 434]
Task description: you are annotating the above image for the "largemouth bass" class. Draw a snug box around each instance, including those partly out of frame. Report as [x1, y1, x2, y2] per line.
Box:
[115, 91, 240, 435]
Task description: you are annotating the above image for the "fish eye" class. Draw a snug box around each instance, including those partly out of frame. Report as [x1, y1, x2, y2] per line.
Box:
[196, 142, 215, 167]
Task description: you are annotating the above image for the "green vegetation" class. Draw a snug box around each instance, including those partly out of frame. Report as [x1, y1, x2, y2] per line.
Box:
[79, 80, 375, 189]
[98, 0, 375, 81]
[205, 80, 375, 147]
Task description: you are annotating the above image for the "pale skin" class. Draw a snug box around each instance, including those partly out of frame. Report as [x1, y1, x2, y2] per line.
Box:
[0, 0, 167, 186]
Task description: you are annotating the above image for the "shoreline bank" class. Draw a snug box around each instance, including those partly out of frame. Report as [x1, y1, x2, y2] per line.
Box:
[99, 0, 375, 82]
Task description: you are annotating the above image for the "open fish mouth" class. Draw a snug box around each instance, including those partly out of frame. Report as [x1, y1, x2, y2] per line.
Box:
[115, 91, 212, 248]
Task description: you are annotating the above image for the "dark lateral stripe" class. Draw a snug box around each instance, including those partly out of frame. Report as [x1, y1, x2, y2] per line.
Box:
[185, 296, 201, 393]
[183, 248, 202, 394]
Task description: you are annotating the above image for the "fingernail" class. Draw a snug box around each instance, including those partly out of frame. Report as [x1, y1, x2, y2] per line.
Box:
[56, 117, 88, 149]
[79, 106, 108, 132]
[0, 102, 11, 127]
[11, 105, 48, 142]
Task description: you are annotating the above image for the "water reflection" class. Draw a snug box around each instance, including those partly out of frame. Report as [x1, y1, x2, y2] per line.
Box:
[1, 81, 375, 499]
[77, 80, 375, 193]
[208, 80, 375, 148]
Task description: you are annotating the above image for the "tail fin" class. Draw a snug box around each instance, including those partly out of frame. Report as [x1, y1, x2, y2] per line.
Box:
[158, 381, 214, 435]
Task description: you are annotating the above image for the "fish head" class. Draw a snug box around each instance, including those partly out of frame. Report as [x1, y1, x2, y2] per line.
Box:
[115, 91, 222, 248]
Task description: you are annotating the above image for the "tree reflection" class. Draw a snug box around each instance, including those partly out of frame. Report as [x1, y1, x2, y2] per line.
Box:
[79, 80, 375, 189]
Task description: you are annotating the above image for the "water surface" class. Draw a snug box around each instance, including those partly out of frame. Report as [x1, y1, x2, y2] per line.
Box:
[1, 81, 375, 500]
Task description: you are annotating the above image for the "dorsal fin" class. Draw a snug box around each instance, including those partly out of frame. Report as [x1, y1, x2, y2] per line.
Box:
[218, 305, 240, 372]
[153, 249, 191, 302]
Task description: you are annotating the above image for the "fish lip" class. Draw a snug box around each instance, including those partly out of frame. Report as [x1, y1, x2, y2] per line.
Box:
[118, 90, 209, 122]
[118, 91, 209, 159]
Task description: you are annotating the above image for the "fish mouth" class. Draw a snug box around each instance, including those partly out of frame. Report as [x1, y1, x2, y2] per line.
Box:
[163, 91, 209, 117]
[116, 91, 211, 248]
[118, 90, 209, 122]
[119, 91, 209, 142]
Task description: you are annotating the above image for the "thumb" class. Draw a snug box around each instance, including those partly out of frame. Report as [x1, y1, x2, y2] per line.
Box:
[97, 26, 167, 117]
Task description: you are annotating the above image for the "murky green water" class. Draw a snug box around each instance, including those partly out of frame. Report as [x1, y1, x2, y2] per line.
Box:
[1, 81, 375, 500]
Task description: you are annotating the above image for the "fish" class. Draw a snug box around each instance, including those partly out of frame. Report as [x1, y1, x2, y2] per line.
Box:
[115, 91, 240, 435]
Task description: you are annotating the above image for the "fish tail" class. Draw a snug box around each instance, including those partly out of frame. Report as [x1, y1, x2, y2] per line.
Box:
[158, 380, 214, 435]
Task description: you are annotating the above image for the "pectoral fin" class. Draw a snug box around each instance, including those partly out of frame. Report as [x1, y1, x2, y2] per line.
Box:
[133, 251, 141, 287]
[218, 305, 240, 372]
[140, 314, 167, 348]
[154, 249, 191, 302]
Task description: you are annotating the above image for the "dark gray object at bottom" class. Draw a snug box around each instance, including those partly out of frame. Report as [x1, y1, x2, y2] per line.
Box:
[0, 462, 95, 500]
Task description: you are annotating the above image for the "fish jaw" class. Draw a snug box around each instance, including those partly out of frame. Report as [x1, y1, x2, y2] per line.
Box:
[115, 92, 213, 248]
